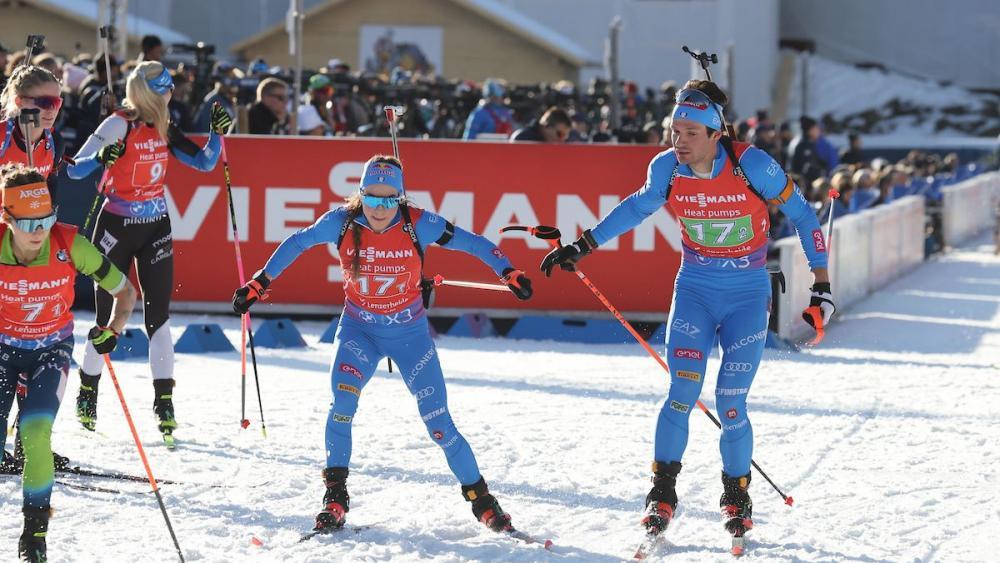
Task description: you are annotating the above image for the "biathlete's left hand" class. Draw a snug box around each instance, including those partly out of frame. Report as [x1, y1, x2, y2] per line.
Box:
[802, 282, 836, 330]
[233, 271, 271, 314]
[88, 326, 119, 354]
[210, 102, 233, 135]
[502, 268, 533, 300]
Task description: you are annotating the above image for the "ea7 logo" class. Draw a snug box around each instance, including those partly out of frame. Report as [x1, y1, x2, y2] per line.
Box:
[671, 319, 701, 338]
[673, 348, 703, 360]
[343, 340, 369, 363]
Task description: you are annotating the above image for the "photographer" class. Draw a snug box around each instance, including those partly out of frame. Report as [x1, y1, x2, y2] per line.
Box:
[192, 62, 239, 134]
[463, 78, 513, 140]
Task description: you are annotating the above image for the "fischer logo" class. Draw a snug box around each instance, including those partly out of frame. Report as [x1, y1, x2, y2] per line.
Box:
[675, 193, 747, 208]
[673, 348, 703, 360]
[812, 229, 827, 252]
[1, 276, 71, 296]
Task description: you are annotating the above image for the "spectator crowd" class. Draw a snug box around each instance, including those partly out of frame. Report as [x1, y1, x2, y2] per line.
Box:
[1, 34, 990, 255]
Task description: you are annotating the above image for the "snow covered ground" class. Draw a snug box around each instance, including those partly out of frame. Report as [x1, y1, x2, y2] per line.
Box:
[2, 233, 998, 562]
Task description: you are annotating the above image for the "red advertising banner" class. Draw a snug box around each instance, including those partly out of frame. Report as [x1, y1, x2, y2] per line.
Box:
[164, 136, 680, 316]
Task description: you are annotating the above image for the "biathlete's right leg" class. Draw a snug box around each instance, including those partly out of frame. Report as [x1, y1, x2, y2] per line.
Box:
[78, 211, 134, 431]
[0, 345, 19, 465]
[644, 284, 716, 535]
[315, 320, 381, 531]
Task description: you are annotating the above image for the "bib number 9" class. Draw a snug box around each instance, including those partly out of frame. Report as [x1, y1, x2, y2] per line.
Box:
[132, 159, 167, 187]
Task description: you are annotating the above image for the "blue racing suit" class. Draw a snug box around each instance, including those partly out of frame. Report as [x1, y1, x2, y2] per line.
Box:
[263, 206, 513, 485]
[591, 143, 827, 477]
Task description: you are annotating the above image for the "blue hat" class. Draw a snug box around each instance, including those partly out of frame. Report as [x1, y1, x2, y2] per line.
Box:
[360, 160, 404, 194]
[142, 66, 174, 95]
[483, 78, 505, 99]
[671, 88, 724, 130]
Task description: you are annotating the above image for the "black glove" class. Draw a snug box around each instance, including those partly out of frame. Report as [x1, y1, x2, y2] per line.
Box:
[210, 102, 233, 135]
[501, 268, 533, 300]
[233, 270, 271, 314]
[95, 141, 125, 168]
[540, 230, 598, 277]
[88, 326, 119, 355]
[802, 282, 836, 328]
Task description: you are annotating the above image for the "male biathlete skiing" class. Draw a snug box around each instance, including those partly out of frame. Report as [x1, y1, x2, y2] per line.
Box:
[67, 61, 230, 447]
[233, 155, 538, 538]
[0, 162, 136, 562]
[541, 80, 836, 554]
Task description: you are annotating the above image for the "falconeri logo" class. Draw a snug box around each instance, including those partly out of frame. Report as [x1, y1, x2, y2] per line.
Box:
[675, 193, 748, 208]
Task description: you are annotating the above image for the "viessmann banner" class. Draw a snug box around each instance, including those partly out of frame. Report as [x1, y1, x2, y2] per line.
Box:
[163, 136, 680, 315]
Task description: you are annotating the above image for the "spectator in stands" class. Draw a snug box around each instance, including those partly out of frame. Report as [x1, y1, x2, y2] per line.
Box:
[68, 53, 122, 149]
[568, 111, 590, 143]
[641, 120, 662, 145]
[840, 132, 864, 165]
[510, 106, 571, 143]
[750, 122, 781, 162]
[302, 73, 335, 135]
[193, 62, 239, 133]
[139, 35, 164, 62]
[463, 78, 513, 140]
[735, 120, 751, 142]
[788, 116, 829, 186]
[168, 70, 196, 133]
[326, 58, 350, 75]
[31, 54, 62, 81]
[248, 77, 290, 135]
[621, 80, 644, 126]
[851, 168, 879, 210]
[871, 169, 895, 207]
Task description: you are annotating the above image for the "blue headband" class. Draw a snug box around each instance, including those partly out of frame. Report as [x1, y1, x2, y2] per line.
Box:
[142, 66, 174, 95]
[671, 89, 724, 130]
[360, 160, 404, 194]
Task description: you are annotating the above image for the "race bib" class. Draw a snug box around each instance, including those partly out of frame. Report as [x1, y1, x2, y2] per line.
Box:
[680, 215, 755, 248]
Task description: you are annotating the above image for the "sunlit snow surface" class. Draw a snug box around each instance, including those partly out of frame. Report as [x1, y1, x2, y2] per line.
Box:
[2, 234, 997, 562]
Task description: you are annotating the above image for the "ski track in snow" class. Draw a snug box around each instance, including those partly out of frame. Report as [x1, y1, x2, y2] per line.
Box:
[2, 234, 998, 562]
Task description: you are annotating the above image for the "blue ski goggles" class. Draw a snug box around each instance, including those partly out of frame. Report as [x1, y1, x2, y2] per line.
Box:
[143, 66, 175, 95]
[672, 88, 725, 130]
[8, 209, 57, 232]
[361, 194, 401, 209]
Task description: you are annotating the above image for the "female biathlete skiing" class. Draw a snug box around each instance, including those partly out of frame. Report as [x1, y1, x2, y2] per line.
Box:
[233, 155, 535, 536]
[67, 61, 231, 447]
[0, 64, 74, 472]
[542, 80, 836, 553]
[0, 163, 137, 562]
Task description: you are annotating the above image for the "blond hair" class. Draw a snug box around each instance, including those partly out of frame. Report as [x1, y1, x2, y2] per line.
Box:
[0, 65, 60, 121]
[122, 61, 170, 139]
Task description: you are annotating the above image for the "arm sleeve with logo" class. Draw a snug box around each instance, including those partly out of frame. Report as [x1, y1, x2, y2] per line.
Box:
[415, 211, 513, 276]
[66, 114, 129, 179]
[69, 234, 126, 293]
[167, 123, 222, 172]
[590, 150, 679, 246]
[741, 146, 828, 269]
[263, 208, 348, 279]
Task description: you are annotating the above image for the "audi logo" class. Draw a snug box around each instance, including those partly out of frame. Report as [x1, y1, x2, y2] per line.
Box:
[723, 362, 753, 372]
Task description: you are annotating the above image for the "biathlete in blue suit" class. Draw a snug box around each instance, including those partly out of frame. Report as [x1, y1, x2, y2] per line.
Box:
[233, 155, 534, 534]
[541, 80, 836, 543]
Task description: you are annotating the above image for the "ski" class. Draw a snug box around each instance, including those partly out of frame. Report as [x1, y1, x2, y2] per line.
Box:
[298, 524, 373, 542]
[57, 465, 179, 485]
[56, 479, 132, 495]
[505, 529, 554, 550]
[633, 533, 668, 560]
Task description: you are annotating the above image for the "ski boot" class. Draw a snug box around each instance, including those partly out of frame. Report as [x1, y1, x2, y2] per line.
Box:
[76, 371, 101, 431]
[720, 472, 753, 557]
[18, 508, 49, 563]
[462, 477, 513, 533]
[642, 461, 681, 536]
[153, 379, 177, 449]
[313, 467, 349, 532]
[0, 450, 21, 474]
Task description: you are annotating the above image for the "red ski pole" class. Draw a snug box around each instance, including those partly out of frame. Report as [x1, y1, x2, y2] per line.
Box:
[504, 224, 794, 506]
